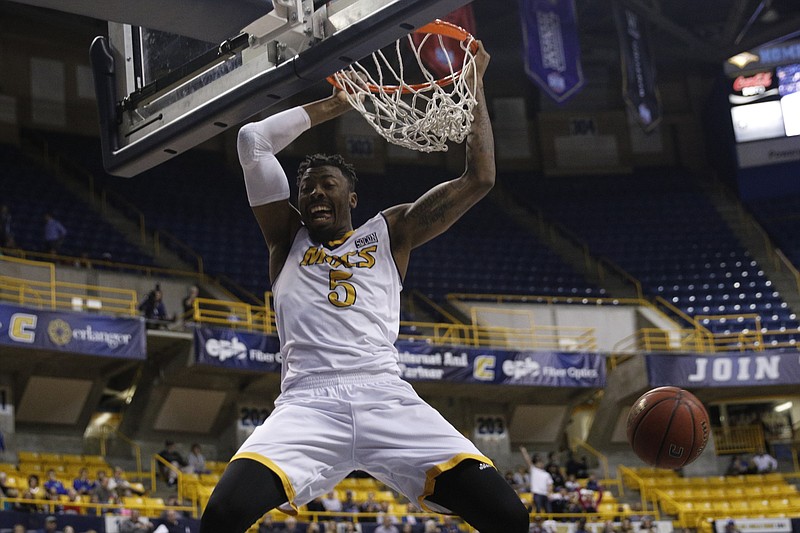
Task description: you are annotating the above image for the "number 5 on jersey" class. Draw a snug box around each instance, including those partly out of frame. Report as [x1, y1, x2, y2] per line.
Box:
[329, 269, 356, 307]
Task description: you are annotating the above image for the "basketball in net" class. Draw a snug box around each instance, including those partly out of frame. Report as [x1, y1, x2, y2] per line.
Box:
[327, 20, 479, 153]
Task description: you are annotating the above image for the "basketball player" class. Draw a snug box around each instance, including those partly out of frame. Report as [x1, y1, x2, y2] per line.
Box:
[200, 41, 529, 533]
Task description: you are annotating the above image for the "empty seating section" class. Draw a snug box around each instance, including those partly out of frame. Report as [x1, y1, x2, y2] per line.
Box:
[0, 144, 155, 266]
[625, 467, 800, 526]
[403, 201, 601, 300]
[506, 170, 798, 337]
[748, 194, 800, 270]
[35, 134, 598, 301]
[101, 151, 270, 296]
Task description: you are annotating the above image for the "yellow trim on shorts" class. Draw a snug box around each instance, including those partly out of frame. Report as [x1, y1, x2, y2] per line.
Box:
[231, 452, 299, 515]
[418, 453, 495, 513]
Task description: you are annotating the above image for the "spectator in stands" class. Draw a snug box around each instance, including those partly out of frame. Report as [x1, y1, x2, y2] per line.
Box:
[59, 488, 83, 514]
[258, 513, 279, 533]
[725, 520, 742, 533]
[157, 440, 188, 486]
[307, 495, 326, 515]
[578, 488, 601, 513]
[43, 213, 68, 254]
[1, 204, 15, 248]
[565, 492, 584, 517]
[542, 518, 559, 533]
[725, 455, 751, 475]
[109, 466, 143, 497]
[276, 516, 298, 533]
[401, 502, 421, 526]
[574, 518, 590, 533]
[44, 469, 69, 496]
[375, 515, 400, 533]
[342, 523, 362, 533]
[549, 486, 570, 514]
[21, 474, 44, 512]
[63, 527, 76, 533]
[511, 465, 528, 492]
[321, 490, 342, 516]
[187, 443, 210, 475]
[545, 451, 561, 472]
[13, 524, 26, 533]
[565, 453, 588, 479]
[341, 490, 359, 514]
[401, 525, 413, 533]
[423, 520, 441, 533]
[41, 515, 61, 533]
[564, 474, 580, 492]
[639, 516, 656, 533]
[73, 468, 95, 495]
[358, 491, 382, 522]
[119, 508, 154, 533]
[600, 520, 616, 533]
[139, 285, 171, 327]
[158, 509, 186, 533]
[182, 285, 200, 321]
[520, 446, 553, 513]
[585, 473, 602, 492]
[619, 518, 635, 533]
[0, 471, 19, 500]
[529, 515, 547, 533]
[90, 475, 117, 508]
[547, 464, 565, 490]
[439, 517, 460, 533]
[752, 448, 778, 473]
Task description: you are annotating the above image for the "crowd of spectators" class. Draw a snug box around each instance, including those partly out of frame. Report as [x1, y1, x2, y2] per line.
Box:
[4, 466, 146, 515]
[725, 450, 778, 475]
[512, 449, 608, 520]
[138, 284, 203, 330]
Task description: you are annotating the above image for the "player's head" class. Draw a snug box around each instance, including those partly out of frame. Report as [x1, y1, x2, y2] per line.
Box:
[296, 153, 358, 242]
[296, 153, 358, 191]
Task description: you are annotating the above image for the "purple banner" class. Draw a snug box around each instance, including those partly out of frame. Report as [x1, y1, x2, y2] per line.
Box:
[194, 327, 282, 372]
[193, 326, 606, 387]
[646, 352, 800, 388]
[613, 2, 662, 131]
[0, 303, 145, 359]
[521, 0, 585, 103]
[396, 342, 606, 387]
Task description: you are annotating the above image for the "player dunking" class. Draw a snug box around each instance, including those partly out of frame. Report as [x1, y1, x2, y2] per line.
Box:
[199, 42, 529, 533]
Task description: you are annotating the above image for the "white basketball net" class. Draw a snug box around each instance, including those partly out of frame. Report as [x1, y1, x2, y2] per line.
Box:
[331, 31, 478, 153]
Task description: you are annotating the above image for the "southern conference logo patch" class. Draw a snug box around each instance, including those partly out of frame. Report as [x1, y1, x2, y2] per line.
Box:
[47, 319, 72, 346]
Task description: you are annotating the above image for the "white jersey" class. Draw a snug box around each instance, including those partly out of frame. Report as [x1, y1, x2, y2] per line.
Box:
[272, 213, 403, 390]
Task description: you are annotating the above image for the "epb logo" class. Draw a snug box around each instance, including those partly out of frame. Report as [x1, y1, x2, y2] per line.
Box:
[205, 337, 247, 361]
[502, 358, 541, 379]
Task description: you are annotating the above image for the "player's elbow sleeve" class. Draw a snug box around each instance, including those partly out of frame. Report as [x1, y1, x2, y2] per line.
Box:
[238, 126, 290, 207]
[237, 123, 270, 170]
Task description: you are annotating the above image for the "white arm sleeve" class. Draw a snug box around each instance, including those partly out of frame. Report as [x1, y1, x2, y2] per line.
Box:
[237, 106, 311, 207]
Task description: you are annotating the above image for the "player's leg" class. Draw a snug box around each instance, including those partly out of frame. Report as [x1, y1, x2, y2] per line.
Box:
[428, 459, 529, 533]
[199, 458, 286, 533]
[353, 379, 528, 533]
[202, 389, 353, 533]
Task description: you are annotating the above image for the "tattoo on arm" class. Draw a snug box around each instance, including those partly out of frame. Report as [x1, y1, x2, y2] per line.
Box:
[410, 187, 455, 229]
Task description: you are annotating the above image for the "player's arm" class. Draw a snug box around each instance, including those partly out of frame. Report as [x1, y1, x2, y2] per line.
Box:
[238, 94, 352, 282]
[519, 445, 534, 470]
[384, 42, 494, 277]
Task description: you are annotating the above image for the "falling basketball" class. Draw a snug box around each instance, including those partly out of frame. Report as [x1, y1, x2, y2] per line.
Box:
[627, 386, 710, 469]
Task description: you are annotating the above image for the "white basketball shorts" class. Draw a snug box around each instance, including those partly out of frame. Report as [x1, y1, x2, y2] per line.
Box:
[231, 373, 493, 514]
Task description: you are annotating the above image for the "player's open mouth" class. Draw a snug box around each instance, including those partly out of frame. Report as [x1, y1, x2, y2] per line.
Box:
[308, 204, 333, 222]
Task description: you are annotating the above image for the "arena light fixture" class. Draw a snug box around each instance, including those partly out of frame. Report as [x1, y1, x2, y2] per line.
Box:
[774, 401, 792, 412]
